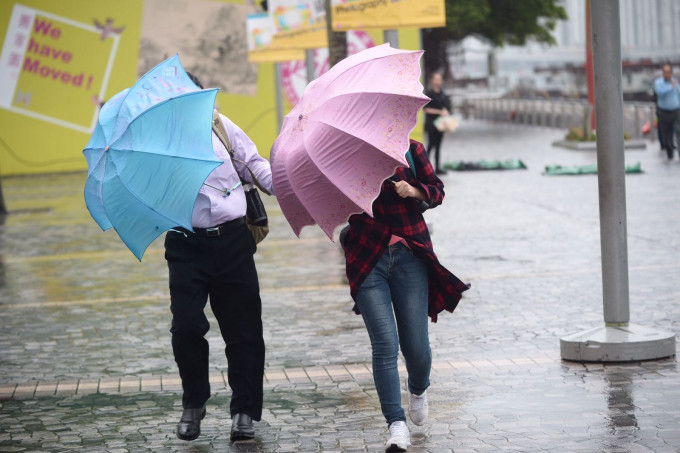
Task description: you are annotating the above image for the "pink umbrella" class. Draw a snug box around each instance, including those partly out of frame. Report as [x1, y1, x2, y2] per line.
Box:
[271, 44, 430, 240]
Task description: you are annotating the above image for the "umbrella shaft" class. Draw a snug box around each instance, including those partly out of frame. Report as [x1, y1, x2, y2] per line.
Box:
[203, 181, 241, 197]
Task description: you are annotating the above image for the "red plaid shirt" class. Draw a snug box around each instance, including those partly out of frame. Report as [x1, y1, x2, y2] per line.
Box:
[343, 140, 469, 322]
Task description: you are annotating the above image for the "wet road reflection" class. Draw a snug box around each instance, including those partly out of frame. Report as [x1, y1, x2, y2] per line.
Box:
[1, 120, 679, 451]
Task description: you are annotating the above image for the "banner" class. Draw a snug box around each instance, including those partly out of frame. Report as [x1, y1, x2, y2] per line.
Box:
[0, 3, 119, 133]
[247, 13, 304, 62]
[269, 0, 327, 50]
[331, 0, 446, 31]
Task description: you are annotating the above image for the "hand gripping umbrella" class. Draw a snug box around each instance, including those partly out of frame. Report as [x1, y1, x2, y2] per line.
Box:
[83, 55, 222, 260]
[270, 44, 430, 239]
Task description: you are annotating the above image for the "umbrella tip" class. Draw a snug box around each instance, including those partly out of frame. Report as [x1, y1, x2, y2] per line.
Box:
[298, 114, 303, 120]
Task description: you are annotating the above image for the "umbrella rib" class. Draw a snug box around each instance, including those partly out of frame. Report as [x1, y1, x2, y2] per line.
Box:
[109, 88, 218, 148]
[311, 51, 423, 93]
[302, 98, 419, 175]
[292, 121, 405, 218]
[289, 91, 429, 122]
[103, 154, 214, 231]
[288, 166, 365, 239]
[115, 55, 202, 121]
[303, 120, 407, 174]
[101, 146, 224, 165]
[316, 89, 429, 101]
[279, 128, 369, 233]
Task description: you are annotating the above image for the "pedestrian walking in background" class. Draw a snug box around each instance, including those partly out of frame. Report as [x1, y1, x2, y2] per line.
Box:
[423, 73, 451, 174]
[652, 92, 672, 150]
[340, 139, 468, 452]
[165, 73, 274, 443]
[654, 63, 680, 160]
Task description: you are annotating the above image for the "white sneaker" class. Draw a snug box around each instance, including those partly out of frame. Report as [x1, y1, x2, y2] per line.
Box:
[385, 420, 410, 452]
[406, 379, 429, 426]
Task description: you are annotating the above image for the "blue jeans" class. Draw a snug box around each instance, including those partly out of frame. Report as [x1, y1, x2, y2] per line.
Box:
[355, 243, 431, 425]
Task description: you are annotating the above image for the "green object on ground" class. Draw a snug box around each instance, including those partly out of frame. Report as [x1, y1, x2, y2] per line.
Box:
[544, 162, 642, 175]
[443, 159, 528, 171]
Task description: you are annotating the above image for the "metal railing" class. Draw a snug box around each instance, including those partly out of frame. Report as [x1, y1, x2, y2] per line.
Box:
[461, 98, 657, 140]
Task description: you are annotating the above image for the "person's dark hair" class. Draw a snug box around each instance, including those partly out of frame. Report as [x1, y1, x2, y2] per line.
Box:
[186, 71, 204, 89]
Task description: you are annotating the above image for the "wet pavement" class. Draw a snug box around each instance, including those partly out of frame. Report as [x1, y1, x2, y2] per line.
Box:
[1, 120, 679, 452]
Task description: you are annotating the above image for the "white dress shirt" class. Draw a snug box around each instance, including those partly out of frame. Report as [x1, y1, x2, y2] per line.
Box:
[191, 113, 274, 228]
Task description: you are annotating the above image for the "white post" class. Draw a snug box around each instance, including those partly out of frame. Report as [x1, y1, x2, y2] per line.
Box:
[559, 0, 675, 362]
[305, 49, 315, 83]
[274, 62, 284, 131]
[383, 29, 398, 48]
[592, 0, 629, 326]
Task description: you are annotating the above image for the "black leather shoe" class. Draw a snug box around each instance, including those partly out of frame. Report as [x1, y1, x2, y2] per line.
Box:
[176, 405, 206, 441]
[230, 413, 255, 441]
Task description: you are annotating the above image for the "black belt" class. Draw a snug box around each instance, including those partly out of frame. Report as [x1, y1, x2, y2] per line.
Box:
[658, 107, 680, 113]
[181, 217, 246, 237]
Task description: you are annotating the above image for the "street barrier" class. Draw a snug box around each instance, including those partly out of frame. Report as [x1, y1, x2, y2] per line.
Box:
[464, 98, 657, 141]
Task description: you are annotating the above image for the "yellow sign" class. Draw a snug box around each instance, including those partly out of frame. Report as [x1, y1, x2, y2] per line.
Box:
[248, 47, 306, 62]
[0, 2, 425, 177]
[247, 13, 305, 62]
[268, 0, 327, 50]
[331, 0, 446, 31]
[0, 4, 119, 133]
[270, 21, 327, 50]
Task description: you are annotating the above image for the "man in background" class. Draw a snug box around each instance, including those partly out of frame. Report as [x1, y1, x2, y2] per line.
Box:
[654, 63, 680, 160]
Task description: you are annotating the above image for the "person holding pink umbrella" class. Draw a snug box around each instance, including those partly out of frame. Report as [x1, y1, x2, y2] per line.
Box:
[341, 139, 469, 452]
[271, 44, 468, 450]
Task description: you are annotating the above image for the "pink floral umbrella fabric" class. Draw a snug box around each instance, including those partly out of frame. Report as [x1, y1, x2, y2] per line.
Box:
[271, 44, 430, 240]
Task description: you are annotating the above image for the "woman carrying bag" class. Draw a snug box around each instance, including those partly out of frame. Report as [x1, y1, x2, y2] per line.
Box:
[423, 73, 452, 175]
[341, 139, 468, 452]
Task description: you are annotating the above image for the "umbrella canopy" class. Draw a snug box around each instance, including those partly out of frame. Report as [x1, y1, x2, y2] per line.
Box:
[270, 44, 430, 240]
[83, 55, 222, 260]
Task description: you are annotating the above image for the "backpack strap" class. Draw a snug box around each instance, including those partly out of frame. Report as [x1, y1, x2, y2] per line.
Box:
[211, 109, 271, 195]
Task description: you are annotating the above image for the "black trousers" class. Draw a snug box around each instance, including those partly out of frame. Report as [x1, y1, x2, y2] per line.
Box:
[658, 108, 680, 159]
[164, 221, 264, 421]
[426, 126, 444, 171]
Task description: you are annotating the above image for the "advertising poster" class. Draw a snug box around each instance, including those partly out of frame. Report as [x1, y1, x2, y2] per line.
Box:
[269, 0, 327, 50]
[247, 13, 304, 62]
[0, 1, 423, 176]
[0, 3, 120, 133]
[331, 0, 445, 31]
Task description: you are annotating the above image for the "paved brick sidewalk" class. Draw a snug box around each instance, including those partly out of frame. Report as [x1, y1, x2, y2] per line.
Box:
[1, 120, 678, 452]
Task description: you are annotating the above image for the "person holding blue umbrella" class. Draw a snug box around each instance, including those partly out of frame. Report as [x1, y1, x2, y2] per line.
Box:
[166, 72, 275, 442]
[83, 57, 274, 443]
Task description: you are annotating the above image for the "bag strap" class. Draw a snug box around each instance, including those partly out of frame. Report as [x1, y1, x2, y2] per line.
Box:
[405, 146, 417, 179]
[212, 110, 271, 195]
[406, 144, 430, 212]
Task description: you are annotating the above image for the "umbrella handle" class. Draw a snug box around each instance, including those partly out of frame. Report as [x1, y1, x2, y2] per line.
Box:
[389, 179, 430, 212]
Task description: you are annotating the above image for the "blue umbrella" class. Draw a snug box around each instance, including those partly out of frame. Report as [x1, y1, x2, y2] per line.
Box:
[83, 55, 222, 260]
